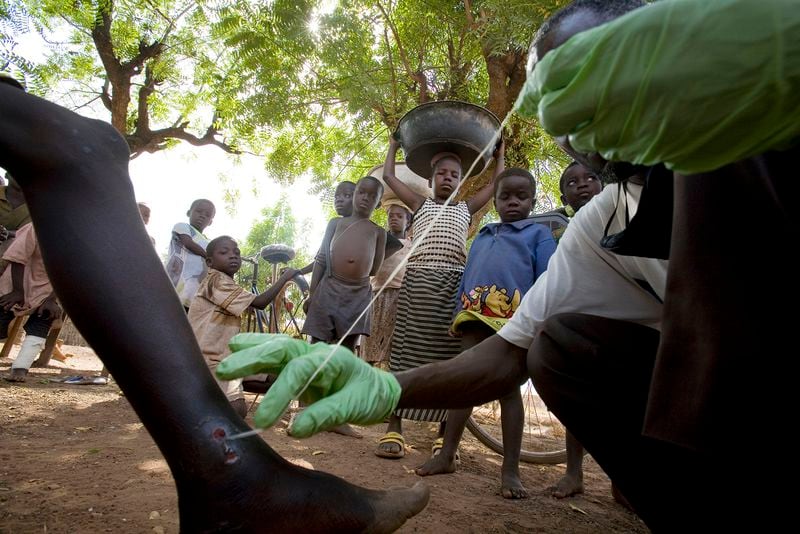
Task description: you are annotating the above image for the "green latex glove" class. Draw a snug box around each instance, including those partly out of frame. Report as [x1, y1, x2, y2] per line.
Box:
[217, 333, 402, 437]
[517, 0, 800, 174]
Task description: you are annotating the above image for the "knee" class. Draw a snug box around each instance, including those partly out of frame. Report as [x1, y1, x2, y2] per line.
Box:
[527, 313, 589, 381]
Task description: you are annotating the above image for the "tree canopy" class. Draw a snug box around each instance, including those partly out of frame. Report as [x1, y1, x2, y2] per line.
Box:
[2, 0, 571, 208]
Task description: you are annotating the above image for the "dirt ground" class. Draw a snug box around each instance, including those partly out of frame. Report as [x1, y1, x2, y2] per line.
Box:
[1, 346, 647, 533]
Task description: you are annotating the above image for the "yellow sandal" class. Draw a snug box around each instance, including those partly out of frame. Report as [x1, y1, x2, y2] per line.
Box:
[431, 437, 460, 463]
[375, 432, 405, 459]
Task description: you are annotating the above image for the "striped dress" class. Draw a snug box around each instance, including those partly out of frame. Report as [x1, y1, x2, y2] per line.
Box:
[389, 198, 471, 422]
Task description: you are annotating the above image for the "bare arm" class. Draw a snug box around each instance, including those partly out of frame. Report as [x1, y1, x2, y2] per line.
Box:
[308, 219, 337, 295]
[395, 334, 528, 409]
[299, 261, 314, 275]
[383, 136, 425, 213]
[0, 261, 25, 310]
[251, 269, 299, 309]
[178, 234, 207, 258]
[466, 139, 505, 215]
[369, 227, 387, 277]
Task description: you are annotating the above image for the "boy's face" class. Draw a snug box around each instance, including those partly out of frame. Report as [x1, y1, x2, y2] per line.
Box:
[189, 201, 215, 231]
[138, 204, 151, 225]
[353, 180, 381, 217]
[207, 239, 241, 277]
[387, 205, 409, 234]
[334, 183, 355, 216]
[495, 175, 534, 223]
[430, 158, 462, 199]
[561, 165, 602, 211]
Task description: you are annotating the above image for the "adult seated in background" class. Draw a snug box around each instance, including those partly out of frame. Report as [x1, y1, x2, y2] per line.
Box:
[219, 0, 798, 530]
[0, 74, 428, 532]
[0, 173, 32, 271]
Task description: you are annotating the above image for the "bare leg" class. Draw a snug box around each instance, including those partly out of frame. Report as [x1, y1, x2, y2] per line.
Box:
[550, 431, 584, 498]
[498, 388, 527, 499]
[415, 409, 466, 476]
[414, 326, 487, 476]
[0, 83, 428, 532]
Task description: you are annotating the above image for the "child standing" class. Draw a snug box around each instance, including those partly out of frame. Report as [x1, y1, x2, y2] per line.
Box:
[302, 176, 386, 438]
[415, 168, 556, 499]
[300, 181, 356, 279]
[188, 235, 298, 418]
[361, 202, 411, 369]
[547, 161, 603, 500]
[303, 176, 386, 351]
[166, 199, 215, 310]
[375, 135, 503, 460]
[0, 222, 60, 382]
[550, 161, 602, 241]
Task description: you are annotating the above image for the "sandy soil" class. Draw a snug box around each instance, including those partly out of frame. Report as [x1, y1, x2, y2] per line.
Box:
[0, 346, 647, 533]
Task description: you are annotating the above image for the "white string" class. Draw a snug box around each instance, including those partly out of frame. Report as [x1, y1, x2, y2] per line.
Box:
[227, 113, 515, 441]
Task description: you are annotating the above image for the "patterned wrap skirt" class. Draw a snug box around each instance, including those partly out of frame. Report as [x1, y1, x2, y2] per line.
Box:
[389, 267, 463, 422]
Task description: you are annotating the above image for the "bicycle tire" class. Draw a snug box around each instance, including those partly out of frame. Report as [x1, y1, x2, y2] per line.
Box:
[272, 277, 309, 336]
[465, 379, 568, 464]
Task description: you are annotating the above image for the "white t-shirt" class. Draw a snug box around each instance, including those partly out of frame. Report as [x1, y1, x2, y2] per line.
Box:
[498, 182, 668, 349]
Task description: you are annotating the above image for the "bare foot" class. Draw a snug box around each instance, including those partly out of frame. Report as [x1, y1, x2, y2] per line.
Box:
[550, 473, 584, 499]
[415, 452, 457, 476]
[501, 470, 528, 499]
[328, 423, 363, 439]
[176, 419, 429, 532]
[230, 398, 248, 419]
[5, 368, 27, 382]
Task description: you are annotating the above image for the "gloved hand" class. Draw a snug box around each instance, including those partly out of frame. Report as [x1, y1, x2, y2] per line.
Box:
[217, 333, 401, 437]
[517, 0, 800, 174]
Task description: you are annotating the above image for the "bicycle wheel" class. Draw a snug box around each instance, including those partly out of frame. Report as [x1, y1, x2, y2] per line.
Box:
[465, 378, 568, 464]
[271, 274, 309, 336]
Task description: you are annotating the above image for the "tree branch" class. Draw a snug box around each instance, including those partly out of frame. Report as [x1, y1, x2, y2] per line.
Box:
[127, 113, 240, 158]
[376, 0, 429, 103]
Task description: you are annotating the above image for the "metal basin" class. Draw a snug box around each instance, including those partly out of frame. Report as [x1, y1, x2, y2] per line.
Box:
[395, 101, 501, 179]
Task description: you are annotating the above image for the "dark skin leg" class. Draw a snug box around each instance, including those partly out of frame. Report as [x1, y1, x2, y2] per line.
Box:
[415, 324, 527, 499]
[0, 84, 428, 533]
[550, 431, 584, 498]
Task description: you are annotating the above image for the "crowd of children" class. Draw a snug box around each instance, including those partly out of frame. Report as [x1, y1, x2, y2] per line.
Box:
[1, 118, 598, 503]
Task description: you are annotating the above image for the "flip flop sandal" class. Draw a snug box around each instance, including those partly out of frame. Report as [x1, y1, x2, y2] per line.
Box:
[431, 437, 461, 463]
[375, 431, 405, 459]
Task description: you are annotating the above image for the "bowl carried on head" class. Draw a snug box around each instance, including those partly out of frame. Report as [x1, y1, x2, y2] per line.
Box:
[395, 100, 501, 180]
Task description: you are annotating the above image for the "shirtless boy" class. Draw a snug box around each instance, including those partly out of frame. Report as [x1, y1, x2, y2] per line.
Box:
[303, 176, 386, 351]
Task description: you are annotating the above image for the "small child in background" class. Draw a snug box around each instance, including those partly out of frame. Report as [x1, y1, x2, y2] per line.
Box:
[362, 202, 412, 369]
[550, 162, 602, 242]
[300, 181, 356, 278]
[137, 202, 156, 247]
[189, 235, 298, 418]
[0, 222, 60, 382]
[302, 176, 386, 438]
[375, 135, 503, 460]
[166, 199, 215, 310]
[547, 161, 603, 500]
[415, 168, 556, 499]
[303, 176, 386, 351]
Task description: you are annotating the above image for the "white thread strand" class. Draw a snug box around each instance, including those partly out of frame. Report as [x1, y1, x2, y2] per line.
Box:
[227, 111, 515, 442]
